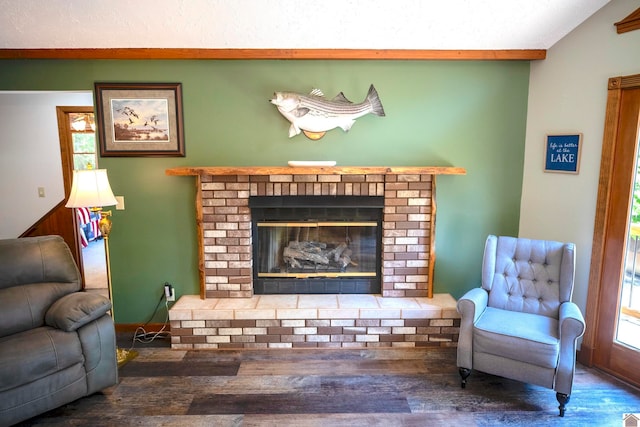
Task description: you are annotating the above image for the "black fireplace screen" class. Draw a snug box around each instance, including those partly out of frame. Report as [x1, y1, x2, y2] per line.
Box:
[250, 196, 383, 294]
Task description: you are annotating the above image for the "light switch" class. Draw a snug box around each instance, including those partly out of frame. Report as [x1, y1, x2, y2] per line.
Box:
[116, 196, 124, 211]
[115, 196, 125, 210]
[38, 187, 45, 198]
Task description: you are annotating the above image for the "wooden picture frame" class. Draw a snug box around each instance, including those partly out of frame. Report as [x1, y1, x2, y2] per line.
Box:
[95, 82, 185, 157]
[544, 134, 582, 174]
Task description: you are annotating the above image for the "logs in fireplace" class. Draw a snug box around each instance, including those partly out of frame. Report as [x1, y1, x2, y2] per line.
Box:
[283, 240, 354, 271]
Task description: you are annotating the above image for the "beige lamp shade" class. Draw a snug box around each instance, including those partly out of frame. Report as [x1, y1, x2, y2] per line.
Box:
[65, 169, 117, 208]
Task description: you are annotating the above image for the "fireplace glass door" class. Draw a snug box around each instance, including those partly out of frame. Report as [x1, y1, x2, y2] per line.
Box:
[256, 221, 377, 277]
[250, 196, 382, 294]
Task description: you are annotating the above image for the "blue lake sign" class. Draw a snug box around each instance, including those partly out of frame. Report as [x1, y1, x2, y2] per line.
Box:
[544, 134, 582, 174]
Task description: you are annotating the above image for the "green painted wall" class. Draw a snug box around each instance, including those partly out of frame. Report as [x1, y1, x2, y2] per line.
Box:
[0, 59, 528, 323]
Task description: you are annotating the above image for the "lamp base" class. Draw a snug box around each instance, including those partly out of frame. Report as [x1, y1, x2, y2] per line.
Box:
[88, 208, 133, 367]
[117, 347, 138, 367]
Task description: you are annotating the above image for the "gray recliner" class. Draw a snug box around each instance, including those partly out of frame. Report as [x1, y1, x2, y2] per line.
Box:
[0, 235, 118, 426]
[457, 235, 585, 417]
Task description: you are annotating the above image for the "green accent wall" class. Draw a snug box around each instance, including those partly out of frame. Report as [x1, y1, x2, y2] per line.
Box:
[0, 59, 529, 323]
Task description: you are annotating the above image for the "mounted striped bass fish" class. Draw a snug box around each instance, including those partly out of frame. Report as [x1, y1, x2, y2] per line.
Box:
[270, 84, 385, 139]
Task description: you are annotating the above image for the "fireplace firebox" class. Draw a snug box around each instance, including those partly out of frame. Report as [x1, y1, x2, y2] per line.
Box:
[250, 196, 383, 294]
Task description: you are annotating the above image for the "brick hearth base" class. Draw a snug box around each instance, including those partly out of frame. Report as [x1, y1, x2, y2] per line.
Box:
[169, 293, 460, 349]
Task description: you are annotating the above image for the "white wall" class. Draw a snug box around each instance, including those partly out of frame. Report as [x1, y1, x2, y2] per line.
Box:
[520, 0, 640, 314]
[0, 91, 93, 238]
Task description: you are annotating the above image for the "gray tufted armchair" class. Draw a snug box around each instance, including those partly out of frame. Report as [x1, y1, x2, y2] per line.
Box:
[456, 235, 585, 417]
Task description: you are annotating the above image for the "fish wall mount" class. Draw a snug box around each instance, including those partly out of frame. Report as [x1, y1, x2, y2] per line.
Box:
[270, 84, 385, 140]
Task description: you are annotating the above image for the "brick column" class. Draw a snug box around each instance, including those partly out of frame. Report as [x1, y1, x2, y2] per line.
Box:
[382, 174, 433, 297]
[201, 175, 253, 298]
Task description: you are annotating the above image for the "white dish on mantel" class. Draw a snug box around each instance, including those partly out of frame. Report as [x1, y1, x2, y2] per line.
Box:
[288, 161, 337, 167]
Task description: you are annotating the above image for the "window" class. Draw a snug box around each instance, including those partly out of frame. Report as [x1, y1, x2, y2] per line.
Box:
[69, 113, 97, 170]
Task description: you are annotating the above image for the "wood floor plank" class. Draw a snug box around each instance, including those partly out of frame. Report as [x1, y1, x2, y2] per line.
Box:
[237, 359, 431, 376]
[319, 374, 457, 394]
[119, 360, 239, 377]
[188, 374, 323, 394]
[188, 392, 411, 415]
[243, 413, 477, 427]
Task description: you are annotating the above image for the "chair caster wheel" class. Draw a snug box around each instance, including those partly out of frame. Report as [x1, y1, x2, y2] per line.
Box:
[556, 392, 570, 417]
[459, 368, 471, 389]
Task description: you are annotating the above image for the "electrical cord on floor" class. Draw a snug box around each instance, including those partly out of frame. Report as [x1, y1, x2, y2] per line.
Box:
[128, 289, 172, 350]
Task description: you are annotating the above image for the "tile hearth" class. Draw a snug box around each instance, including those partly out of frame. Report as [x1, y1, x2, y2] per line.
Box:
[169, 293, 460, 350]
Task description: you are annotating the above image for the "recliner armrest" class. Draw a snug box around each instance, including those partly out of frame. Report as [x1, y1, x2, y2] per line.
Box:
[45, 292, 112, 332]
[558, 301, 585, 341]
[457, 287, 489, 323]
[456, 287, 488, 369]
[555, 301, 585, 395]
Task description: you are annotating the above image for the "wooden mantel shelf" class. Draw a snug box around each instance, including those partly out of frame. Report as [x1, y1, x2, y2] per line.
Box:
[166, 166, 466, 176]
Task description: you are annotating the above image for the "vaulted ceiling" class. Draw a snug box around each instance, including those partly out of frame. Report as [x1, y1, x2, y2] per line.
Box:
[0, 0, 612, 53]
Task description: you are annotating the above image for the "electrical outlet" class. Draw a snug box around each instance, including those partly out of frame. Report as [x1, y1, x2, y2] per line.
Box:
[164, 283, 175, 302]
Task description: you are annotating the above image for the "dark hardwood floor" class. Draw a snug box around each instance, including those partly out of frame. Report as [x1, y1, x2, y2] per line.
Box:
[16, 334, 640, 426]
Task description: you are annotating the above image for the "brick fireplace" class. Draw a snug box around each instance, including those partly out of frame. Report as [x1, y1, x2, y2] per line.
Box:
[166, 166, 466, 349]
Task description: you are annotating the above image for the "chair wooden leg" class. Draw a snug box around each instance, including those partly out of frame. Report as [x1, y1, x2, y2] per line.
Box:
[556, 392, 570, 417]
[459, 368, 471, 388]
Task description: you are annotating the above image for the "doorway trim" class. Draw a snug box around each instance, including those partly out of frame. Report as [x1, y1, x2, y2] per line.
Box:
[56, 105, 95, 286]
[581, 74, 640, 370]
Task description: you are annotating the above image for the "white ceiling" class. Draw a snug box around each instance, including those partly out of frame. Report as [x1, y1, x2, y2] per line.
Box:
[0, 0, 611, 50]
